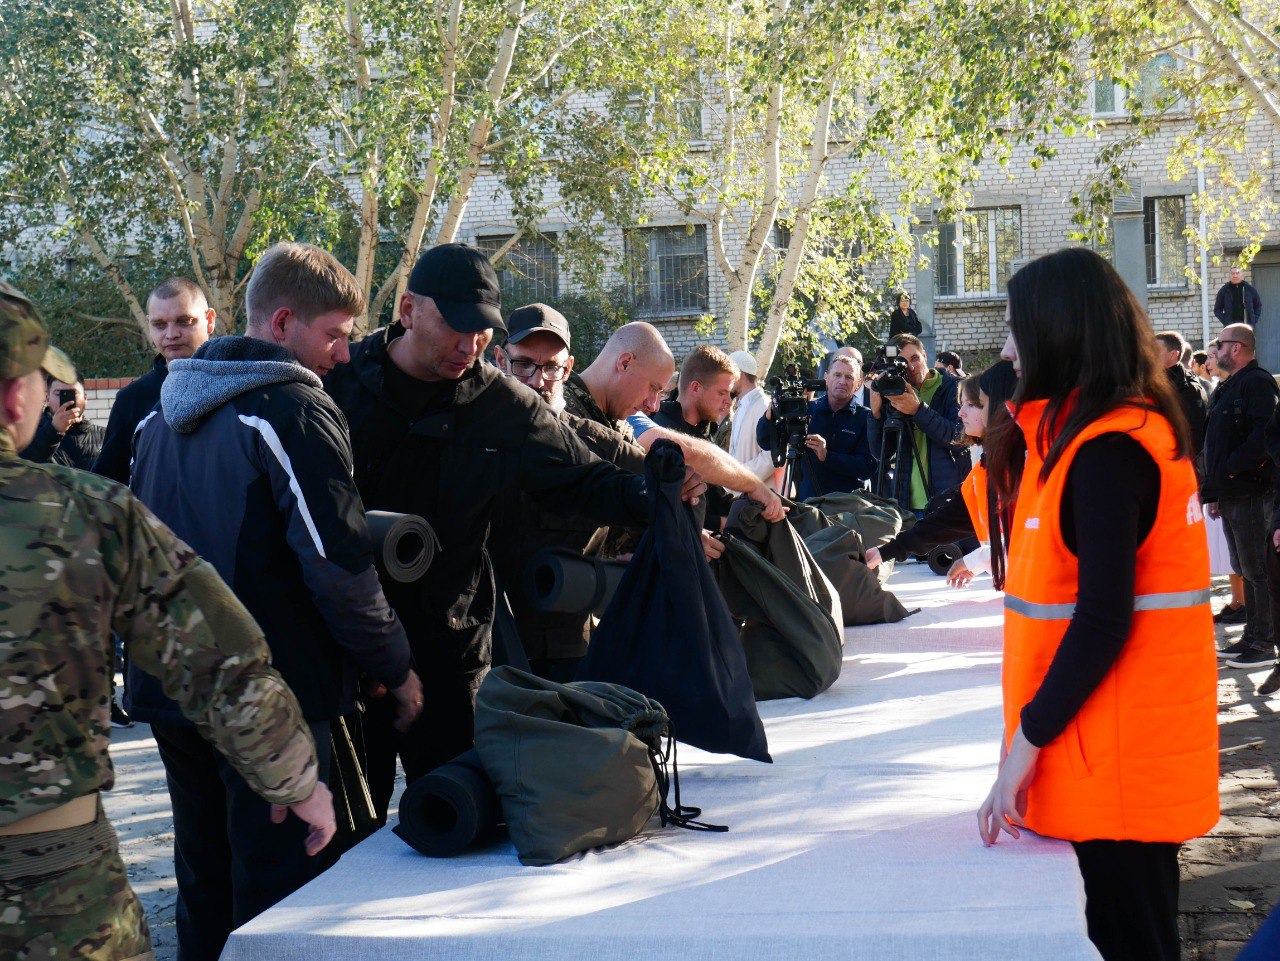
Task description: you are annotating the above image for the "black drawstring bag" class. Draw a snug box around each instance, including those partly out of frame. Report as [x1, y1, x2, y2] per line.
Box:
[576, 440, 771, 763]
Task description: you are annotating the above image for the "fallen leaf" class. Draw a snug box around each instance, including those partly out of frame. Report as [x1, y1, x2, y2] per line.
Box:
[1229, 900, 1255, 910]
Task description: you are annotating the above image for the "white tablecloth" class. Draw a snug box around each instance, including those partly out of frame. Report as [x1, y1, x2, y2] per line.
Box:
[222, 567, 1100, 961]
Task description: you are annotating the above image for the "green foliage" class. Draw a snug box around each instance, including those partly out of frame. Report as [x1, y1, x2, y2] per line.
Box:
[4, 240, 190, 378]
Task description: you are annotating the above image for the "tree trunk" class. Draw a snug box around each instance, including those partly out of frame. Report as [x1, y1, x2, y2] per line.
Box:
[433, 0, 526, 243]
[754, 63, 840, 374]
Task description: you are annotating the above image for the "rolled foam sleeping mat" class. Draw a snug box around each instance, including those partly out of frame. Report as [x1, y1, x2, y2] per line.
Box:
[927, 543, 964, 577]
[528, 548, 628, 617]
[393, 750, 500, 857]
[365, 510, 438, 583]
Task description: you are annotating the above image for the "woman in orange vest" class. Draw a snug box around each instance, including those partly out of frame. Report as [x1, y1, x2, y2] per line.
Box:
[865, 361, 1018, 580]
[977, 248, 1219, 961]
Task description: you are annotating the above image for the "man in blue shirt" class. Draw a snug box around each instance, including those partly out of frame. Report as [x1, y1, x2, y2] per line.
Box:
[757, 354, 874, 499]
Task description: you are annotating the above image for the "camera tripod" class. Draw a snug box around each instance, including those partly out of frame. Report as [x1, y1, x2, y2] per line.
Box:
[873, 406, 909, 503]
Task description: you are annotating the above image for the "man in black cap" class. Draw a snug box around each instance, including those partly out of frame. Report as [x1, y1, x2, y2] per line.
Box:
[325, 246, 700, 818]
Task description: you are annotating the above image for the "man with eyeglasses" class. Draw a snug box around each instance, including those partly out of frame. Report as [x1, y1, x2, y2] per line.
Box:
[1202, 323, 1280, 672]
[489, 304, 650, 680]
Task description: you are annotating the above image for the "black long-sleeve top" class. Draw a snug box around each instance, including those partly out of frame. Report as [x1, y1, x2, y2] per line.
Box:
[1019, 433, 1159, 748]
[877, 486, 976, 562]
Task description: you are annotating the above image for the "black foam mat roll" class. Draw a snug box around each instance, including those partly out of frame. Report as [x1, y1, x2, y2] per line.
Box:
[393, 750, 500, 857]
[927, 543, 964, 577]
[366, 511, 438, 583]
[528, 548, 628, 616]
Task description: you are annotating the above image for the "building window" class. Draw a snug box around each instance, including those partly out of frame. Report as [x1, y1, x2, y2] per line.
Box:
[626, 225, 709, 314]
[476, 232, 559, 304]
[936, 207, 1021, 298]
[626, 81, 703, 140]
[1093, 54, 1181, 116]
[1144, 196, 1187, 288]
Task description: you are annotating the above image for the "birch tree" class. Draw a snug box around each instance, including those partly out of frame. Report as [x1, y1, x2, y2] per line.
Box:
[636, 0, 1096, 373]
[303, 0, 679, 331]
[0, 0, 322, 340]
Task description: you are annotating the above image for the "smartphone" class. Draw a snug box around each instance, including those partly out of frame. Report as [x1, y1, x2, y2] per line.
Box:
[57, 388, 76, 408]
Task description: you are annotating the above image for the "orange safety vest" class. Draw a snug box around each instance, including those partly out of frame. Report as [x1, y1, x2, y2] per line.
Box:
[1002, 398, 1219, 843]
[959, 461, 990, 543]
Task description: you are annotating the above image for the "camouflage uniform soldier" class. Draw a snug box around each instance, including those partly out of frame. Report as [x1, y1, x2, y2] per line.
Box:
[0, 281, 336, 961]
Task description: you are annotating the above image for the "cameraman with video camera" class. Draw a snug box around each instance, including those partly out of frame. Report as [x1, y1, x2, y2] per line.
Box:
[866, 333, 971, 513]
[757, 354, 874, 499]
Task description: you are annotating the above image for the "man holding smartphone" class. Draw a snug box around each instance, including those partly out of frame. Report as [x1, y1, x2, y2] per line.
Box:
[19, 375, 104, 470]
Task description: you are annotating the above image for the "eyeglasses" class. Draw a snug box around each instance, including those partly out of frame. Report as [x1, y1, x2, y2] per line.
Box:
[509, 358, 569, 381]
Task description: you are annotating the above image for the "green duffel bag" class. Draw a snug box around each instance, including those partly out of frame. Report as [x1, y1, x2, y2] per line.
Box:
[716, 501, 844, 700]
[778, 496, 833, 538]
[474, 666, 721, 866]
[804, 490, 915, 550]
[803, 524, 912, 626]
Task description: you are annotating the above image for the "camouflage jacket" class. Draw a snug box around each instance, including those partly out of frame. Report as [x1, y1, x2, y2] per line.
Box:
[562, 372, 634, 441]
[0, 434, 317, 826]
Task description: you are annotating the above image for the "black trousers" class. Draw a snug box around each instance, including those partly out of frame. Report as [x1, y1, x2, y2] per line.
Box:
[153, 720, 334, 961]
[364, 618, 492, 823]
[1073, 839, 1181, 961]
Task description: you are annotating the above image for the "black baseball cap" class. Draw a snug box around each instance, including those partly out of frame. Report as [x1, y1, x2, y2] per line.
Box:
[506, 303, 570, 349]
[406, 244, 505, 334]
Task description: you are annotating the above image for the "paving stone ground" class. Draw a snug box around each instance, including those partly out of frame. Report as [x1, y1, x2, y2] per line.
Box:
[105, 577, 1280, 961]
[1179, 585, 1280, 960]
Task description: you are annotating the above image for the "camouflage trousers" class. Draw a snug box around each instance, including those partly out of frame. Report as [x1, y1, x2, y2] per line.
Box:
[0, 816, 153, 961]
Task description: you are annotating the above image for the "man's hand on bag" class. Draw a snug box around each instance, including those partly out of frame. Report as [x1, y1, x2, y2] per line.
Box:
[748, 483, 786, 522]
[681, 467, 708, 505]
[864, 547, 882, 569]
[390, 670, 424, 732]
[271, 782, 337, 857]
[701, 530, 725, 563]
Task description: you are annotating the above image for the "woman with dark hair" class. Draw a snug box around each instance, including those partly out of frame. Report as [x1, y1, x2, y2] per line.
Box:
[864, 361, 1017, 581]
[978, 248, 1219, 961]
[887, 292, 922, 338]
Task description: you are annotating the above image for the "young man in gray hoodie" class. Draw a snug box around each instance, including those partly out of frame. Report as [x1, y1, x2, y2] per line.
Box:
[129, 242, 422, 961]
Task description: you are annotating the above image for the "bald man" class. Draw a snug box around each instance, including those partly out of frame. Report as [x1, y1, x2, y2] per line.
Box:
[565, 323, 784, 522]
[1203, 322, 1280, 670]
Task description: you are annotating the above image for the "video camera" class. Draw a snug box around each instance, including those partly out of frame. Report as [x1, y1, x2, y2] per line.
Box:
[767, 363, 825, 469]
[867, 345, 911, 398]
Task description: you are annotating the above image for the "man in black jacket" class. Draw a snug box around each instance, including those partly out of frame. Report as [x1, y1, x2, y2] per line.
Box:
[92, 277, 217, 483]
[1214, 266, 1263, 327]
[131, 243, 422, 961]
[1156, 330, 1208, 462]
[866, 334, 971, 513]
[1203, 323, 1280, 670]
[19, 376, 103, 469]
[325, 244, 660, 818]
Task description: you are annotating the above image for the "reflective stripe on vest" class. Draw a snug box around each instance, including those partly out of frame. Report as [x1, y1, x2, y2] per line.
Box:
[1004, 588, 1211, 621]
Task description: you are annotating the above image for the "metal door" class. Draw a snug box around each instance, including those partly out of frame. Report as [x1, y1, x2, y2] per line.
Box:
[1254, 263, 1280, 373]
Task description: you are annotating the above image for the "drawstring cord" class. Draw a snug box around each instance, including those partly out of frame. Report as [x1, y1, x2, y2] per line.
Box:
[647, 729, 728, 833]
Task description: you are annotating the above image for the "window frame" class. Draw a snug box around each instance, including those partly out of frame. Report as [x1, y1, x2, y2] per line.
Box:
[935, 206, 1022, 299]
[1144, 195, 1189, 290]
[475, 231, 561, 305]
[625, 224, 710, 316]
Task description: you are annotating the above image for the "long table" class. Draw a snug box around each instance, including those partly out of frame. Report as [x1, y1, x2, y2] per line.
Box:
[222, 566, 1100, 961]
